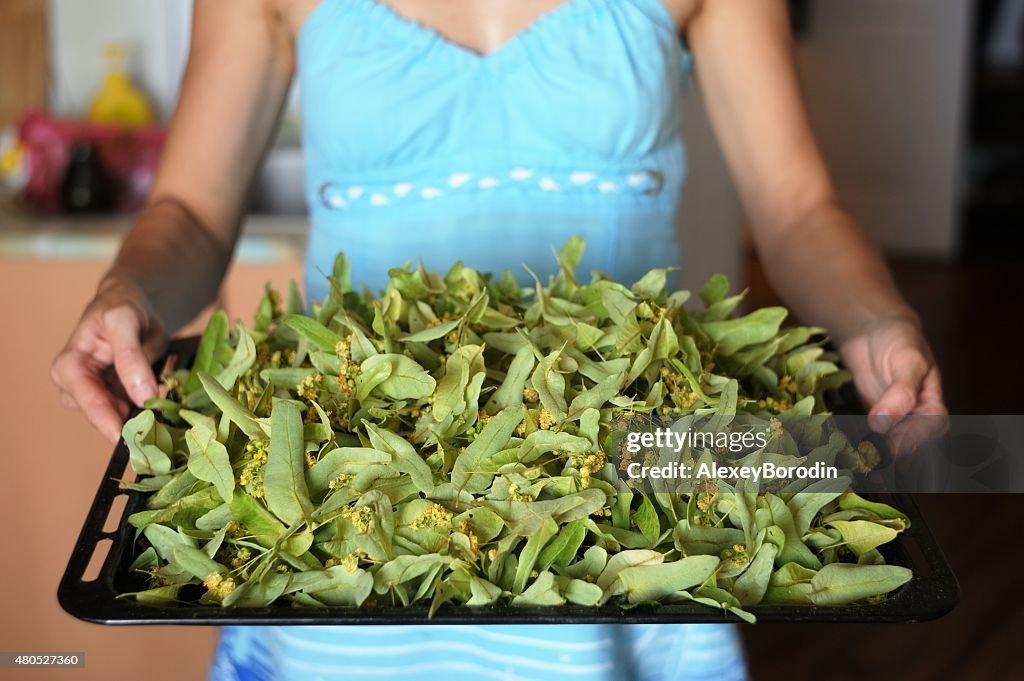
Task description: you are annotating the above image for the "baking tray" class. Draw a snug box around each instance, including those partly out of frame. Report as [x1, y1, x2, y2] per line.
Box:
[58, 338, 959, 625]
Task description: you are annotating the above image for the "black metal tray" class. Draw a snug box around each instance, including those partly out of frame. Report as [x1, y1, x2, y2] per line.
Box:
[58, 339, 959, 625]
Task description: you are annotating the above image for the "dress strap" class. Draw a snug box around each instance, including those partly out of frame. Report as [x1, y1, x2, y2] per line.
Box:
[619, 0, 692, 94]
[621, 0, 679, 32]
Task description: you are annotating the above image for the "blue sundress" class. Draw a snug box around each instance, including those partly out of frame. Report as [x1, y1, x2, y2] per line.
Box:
[210, 0, 749, 679]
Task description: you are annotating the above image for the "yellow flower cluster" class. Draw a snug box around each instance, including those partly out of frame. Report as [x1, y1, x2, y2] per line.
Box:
[341, 505, 374, 534]
[577, 449, 605, 489]
[853, 441, 881, 474]
[659, 366, 699, 412]
[506, 483, 533, 502]
[522, 386, 539, 404]
[756, 396, 792, 413]
[339, 549, 367, 573]
[328, 473, 353, 491]
[239, 439, 269, 498]
[296, 373, 324, 401]
[537, 407, 554, 430]
[410, 503, 453, 529]
[224, 520, 245, 538]
[778, 374, 798, 393]
[229, 546, 252, 570]
[203, 573, 237, 601]
[335, 337, 356, 394]
[458, 519, 481, 560]
[695, 480, 719, 513]
[721, 543, 749, 569]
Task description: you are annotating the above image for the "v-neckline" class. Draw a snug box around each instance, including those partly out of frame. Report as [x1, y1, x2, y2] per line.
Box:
[358, 0, 595, 64]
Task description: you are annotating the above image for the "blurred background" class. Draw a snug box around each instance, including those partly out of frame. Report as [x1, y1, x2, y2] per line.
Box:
[0, 0, 1020, 679]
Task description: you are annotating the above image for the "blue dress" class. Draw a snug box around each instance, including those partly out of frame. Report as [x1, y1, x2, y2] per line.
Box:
[210, 0, 749, 679]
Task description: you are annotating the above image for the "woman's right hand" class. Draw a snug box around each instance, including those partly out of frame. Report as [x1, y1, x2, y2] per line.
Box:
[50, 279, 168, 445]
[49, 0, 297, 445]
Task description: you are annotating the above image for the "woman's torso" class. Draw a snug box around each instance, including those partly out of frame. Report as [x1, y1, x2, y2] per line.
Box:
[211, 2, 747, 680]
[292, 0, 696, 301]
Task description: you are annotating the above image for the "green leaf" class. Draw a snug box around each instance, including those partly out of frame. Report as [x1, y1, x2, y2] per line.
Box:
[122, 410, 172, 476]
[699, 274, 730, 307]
[530, 350, 568, 419]
[229, 489, 302, 553]
[596, 549, 664, 591]
[360, 354, 436, 400]
[263, 398, 314, 526]
[215, 325, 257, 389]
[363, 420, 434, 495]
[561, 578, 603, 606]
[567, 373, 623, 420]
[703, 307, 788, 355]
[185, 424, 234, 503]
[826, 520, 900, 556]
[432, 345, 483, 421]
[632, 496, 661, 544]
[284, 314, 342, 353]
[731, 542, 778, 605]
[143, 523, 196, 562]
[172, 545, 227, 580]
[185, 310, 228, 393]
[484, 346, 536, 414]
[536, 518, 587, 572]
[838, 492, 911, 527]
[799, 563, 911, 606]
[607, 555, 720, 604]
[451, 404, 524, 494]
[197, 372, 265, 440]
[511, 571, 565, 606]
[293, 566, 374, 606]
[467, 577, 503, 605]
[513, 517, 559, 593]
[397, 318, 462, 343]
[373, 554, 454, 593]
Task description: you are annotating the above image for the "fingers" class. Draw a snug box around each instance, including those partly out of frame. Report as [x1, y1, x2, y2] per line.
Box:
[104, 305, 159, 407]
[57, 389, 77, 410]
[52, 350, 131, 444]
[881, 366, 949, 457]
[885, 413, 949, 457]
[867, 353, 929, 433]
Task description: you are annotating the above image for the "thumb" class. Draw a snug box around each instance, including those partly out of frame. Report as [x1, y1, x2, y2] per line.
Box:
[868, 354, 927, 433]
[104, 305, 159, 407]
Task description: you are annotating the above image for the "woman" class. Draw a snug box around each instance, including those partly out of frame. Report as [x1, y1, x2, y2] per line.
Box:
[51, 1, 947, 679]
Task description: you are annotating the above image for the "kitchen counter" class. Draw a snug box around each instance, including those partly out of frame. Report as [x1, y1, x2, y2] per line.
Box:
[0, 213, 308, 263]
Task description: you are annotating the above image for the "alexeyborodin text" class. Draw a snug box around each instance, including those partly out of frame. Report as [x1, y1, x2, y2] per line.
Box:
[621, 427, 840, 482]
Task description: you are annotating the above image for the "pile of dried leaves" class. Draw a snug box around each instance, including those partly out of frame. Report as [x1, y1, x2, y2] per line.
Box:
[120, 237, 911, 622]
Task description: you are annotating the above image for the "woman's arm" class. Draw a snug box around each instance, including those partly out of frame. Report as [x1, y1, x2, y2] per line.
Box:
[683, 0, 947, 430]
[110, 0, 296, 333]
[51, 0, 296, 442]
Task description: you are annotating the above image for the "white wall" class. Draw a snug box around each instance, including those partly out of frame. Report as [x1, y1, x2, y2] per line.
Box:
[794, 0, 972, 257]
[678, 0, 973, 280]
[47, 0, 192, 121]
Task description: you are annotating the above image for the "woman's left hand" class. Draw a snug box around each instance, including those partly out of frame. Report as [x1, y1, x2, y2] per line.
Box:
[837, 317, 948, 455]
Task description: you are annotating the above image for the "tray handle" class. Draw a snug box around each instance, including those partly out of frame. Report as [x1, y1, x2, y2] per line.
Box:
[58, 336, 201, 621]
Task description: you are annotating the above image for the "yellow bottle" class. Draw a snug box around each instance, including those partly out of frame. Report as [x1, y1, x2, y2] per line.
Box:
[87, 44, 155, 126]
